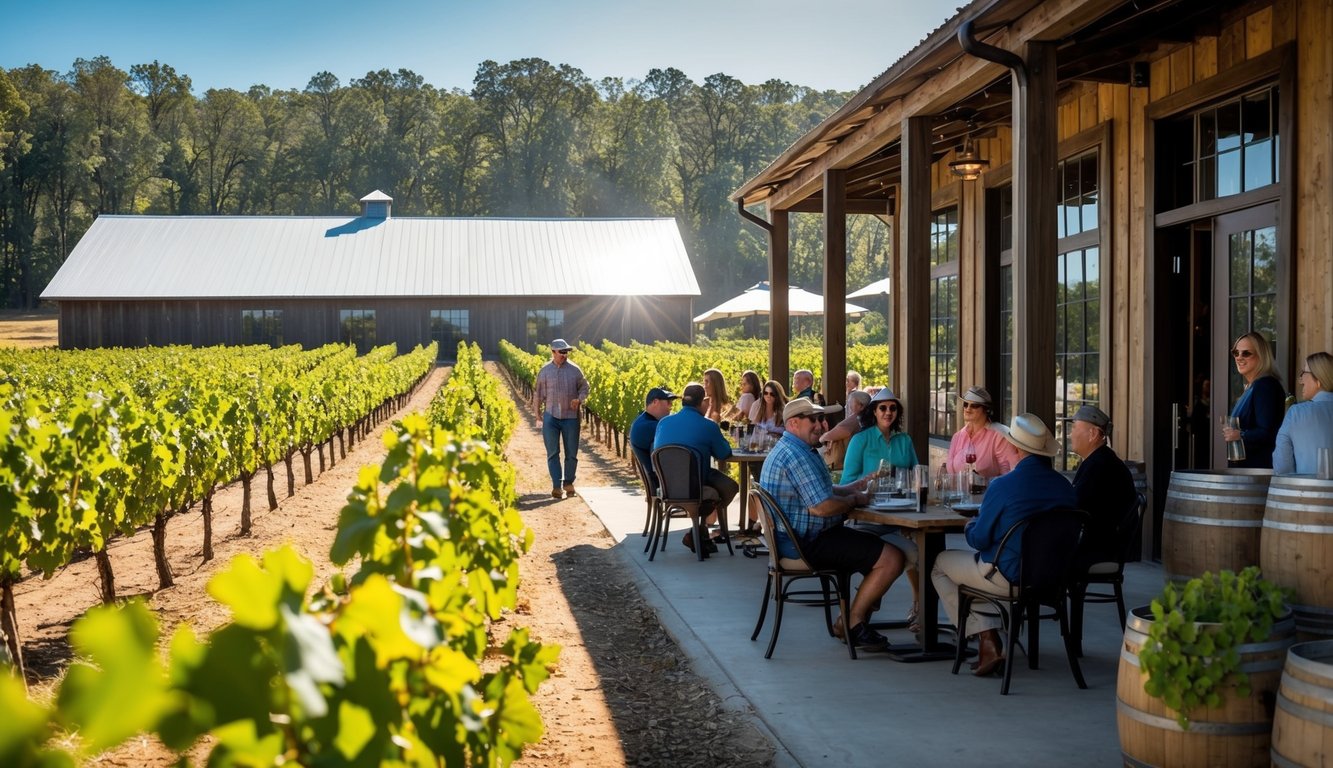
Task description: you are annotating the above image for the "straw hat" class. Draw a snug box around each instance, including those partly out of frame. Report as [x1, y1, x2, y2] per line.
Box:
[1002, 412, 1060, 457]
[782, 397, 841, 420]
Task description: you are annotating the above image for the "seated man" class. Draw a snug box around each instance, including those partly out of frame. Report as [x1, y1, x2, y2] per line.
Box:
[653, 382, 739, 554]
[931, 413, 1077, 676]
[1068, 405, 1137, 568]
[759, 397, 907, 651]
[629, 386, 679, 492]
[793, 369, 816, 401]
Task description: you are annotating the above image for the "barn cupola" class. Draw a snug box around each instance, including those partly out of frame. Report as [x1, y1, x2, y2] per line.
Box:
[360, 190, 393, 219]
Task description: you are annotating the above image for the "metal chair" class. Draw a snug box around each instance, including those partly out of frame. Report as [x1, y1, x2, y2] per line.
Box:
[748, 486, 857, 660]
[1068, 492, 1146, 656]
[950, 508, 1089, 694]
[650, 445, 732, 561]
[630, 452, 661, 544]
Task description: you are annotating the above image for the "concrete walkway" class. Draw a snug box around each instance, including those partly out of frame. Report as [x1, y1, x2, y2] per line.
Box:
[579, 486, 1165, 767]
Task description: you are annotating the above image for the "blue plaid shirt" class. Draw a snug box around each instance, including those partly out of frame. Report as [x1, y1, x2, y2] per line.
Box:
[760, 431, 840, 559]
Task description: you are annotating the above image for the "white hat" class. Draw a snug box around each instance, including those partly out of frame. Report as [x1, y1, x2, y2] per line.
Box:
[782, 397, 840, 421]
[1002, 412, 1060, 457]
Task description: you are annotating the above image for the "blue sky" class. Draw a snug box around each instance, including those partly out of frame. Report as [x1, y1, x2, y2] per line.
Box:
[2, 0, 963, 94]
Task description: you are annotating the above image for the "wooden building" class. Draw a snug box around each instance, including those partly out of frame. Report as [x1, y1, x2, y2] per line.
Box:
[41, 192, 700, 357]
[732, 0, 1332, 555]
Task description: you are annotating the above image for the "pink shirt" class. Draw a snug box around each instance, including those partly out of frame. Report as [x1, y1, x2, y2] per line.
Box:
[946, 424, 1021, 478]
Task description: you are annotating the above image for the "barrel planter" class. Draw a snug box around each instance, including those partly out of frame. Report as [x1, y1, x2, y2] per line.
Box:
[1117, 606, 1295, 768]
[1163, 469, 1273, 584]
[1261, 477, 1333, 639]
[1271, 640, 1333, 767]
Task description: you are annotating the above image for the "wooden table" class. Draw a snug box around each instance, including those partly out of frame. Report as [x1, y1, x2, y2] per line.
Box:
[850, 505, 969, 661]
[722, 450, 769, 535]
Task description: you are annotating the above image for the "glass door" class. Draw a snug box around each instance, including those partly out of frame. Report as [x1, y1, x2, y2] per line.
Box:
[1211, 203, 1279, 467]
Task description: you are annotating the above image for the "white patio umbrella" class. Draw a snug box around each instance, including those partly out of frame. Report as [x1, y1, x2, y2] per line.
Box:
[693, 281, 868, 323]
[847, 277, 892, 299]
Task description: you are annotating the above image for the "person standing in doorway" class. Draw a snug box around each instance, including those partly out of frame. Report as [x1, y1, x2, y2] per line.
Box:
[1221, 331, 1285, 469]
[534, 338, 590, 499]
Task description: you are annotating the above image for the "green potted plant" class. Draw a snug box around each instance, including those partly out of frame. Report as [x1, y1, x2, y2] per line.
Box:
[1118, 567, 1294, 768]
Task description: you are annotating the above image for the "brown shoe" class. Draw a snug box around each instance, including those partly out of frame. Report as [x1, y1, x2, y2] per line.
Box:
[972, 629, 1005, 677]
[551, 488, 563, 500]
[563, 484, 577, 497]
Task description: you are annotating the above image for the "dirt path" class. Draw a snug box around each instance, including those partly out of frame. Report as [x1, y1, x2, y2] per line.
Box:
[13, 361, 775, 767]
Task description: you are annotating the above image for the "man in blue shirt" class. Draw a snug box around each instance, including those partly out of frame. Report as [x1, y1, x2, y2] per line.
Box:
[759, 397, 906, 652]
[629, 386, 678, 492]
[654, 383, 738, 554]
[931, 412, 1077, 676]
[532, 338, 591, 499]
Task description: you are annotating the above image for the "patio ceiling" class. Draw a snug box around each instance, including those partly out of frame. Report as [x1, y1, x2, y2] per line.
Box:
[733, 0, 1257, 211]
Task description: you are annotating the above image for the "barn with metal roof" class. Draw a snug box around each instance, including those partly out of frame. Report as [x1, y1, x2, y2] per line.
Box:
[41, 191, 701, 354]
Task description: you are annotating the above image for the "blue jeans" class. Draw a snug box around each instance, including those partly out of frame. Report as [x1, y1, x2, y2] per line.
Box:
[543, 412, 580, 488]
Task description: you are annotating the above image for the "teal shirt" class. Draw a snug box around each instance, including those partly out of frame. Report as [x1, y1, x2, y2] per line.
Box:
[841, 428, 917, 483]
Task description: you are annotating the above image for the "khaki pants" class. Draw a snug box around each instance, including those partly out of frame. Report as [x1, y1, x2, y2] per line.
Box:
[931, 549, 1013, 638]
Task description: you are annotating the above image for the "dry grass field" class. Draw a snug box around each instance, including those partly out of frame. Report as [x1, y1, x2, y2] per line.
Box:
[0, 310, 58, 349]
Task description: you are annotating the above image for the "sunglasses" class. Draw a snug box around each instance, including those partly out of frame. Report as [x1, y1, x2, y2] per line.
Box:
[962, 402, 985, 410]
[1300, 369, 1313, 378]
[1231, 349, 1254, 359]
[554, 349, 570, 355]
[764, 391, 776, 397]
[875, 404, 898, 414]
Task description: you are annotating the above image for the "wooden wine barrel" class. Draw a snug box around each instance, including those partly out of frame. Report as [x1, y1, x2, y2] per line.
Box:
[1117, 606, 1295, 768]
[1271, 640, 1333, 768]
[1262, 477, 1333, 640]
[1163, 469, 1273, 584]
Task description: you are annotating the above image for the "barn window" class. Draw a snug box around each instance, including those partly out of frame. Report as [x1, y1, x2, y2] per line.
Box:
[928, 207, 960, 438]
[339, 309, 376, 353]
[527, 309, 564, 349]
[241, 309, 283, 347]
[430, 309, 469, 360]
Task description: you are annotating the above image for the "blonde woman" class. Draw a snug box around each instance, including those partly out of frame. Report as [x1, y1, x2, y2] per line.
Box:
[1273, 351, 1333, 474]
[1221, 331, 1286, 468]
[702, 368, 740, 423]
[749, 380, 788, 434]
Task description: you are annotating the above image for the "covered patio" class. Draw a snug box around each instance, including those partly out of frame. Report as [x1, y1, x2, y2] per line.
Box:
[732, 0, 1333, 558]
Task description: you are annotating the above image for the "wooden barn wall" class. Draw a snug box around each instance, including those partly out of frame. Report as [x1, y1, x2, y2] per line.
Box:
[56, 296, 694, 355]
[924, 0, 1331, 473]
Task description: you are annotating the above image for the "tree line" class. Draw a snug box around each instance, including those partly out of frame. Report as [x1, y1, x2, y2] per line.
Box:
[0, 57, 893, 319]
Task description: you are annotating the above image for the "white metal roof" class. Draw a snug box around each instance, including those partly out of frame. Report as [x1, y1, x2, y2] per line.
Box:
[41, 215, 701, 300]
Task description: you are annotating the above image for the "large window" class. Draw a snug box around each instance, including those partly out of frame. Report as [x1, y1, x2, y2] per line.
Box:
[241, 309, 283, 347]
[1159, 85, 1279, 208]
[430, 309, 469, 360]
[1055, 149, 1102, 470]
[928, 207, 960, 437]
[993, 148, 1103, 470]
[339, 309, 376, 353]
[527, 309, 564, 349]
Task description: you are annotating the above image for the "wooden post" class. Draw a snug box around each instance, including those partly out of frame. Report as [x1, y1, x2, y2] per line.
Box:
[899, 116, 933, 462]
[770, 209, 790, 389]
[824, 169, 848, 405]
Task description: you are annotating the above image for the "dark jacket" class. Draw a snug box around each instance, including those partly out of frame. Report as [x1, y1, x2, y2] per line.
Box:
[1229, 374, 1286, 469]
[1072, 444, 1138, 566]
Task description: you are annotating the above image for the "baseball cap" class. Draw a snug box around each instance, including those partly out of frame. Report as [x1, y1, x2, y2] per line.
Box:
[1073, 404, 1111, 431]
[645, 387, 679, 405]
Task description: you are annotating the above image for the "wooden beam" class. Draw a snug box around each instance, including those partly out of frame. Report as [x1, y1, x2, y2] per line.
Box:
[785, 197, 892, 214]
[1012, 41, 1059, 426]
[823, 168, 847, 406]
[769, 210, 790, 391]
[899, 116, 932, 463]
[762, 0, 1127, 212]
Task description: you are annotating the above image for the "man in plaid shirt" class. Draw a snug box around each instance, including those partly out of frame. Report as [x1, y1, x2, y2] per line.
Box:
[533, 338, 591, 499]
[759, 397, 906, 651]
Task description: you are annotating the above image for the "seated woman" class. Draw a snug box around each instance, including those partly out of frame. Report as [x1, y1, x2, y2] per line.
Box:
[839, 388, 921, 631]
[702, 368, 740, 423]
[1273, 351, 1333, 474]
[735, 370, 762, 420]
[944, 386, 1021, 479]
[841, 388, 917, 482]
[748, 380, 788, 436]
